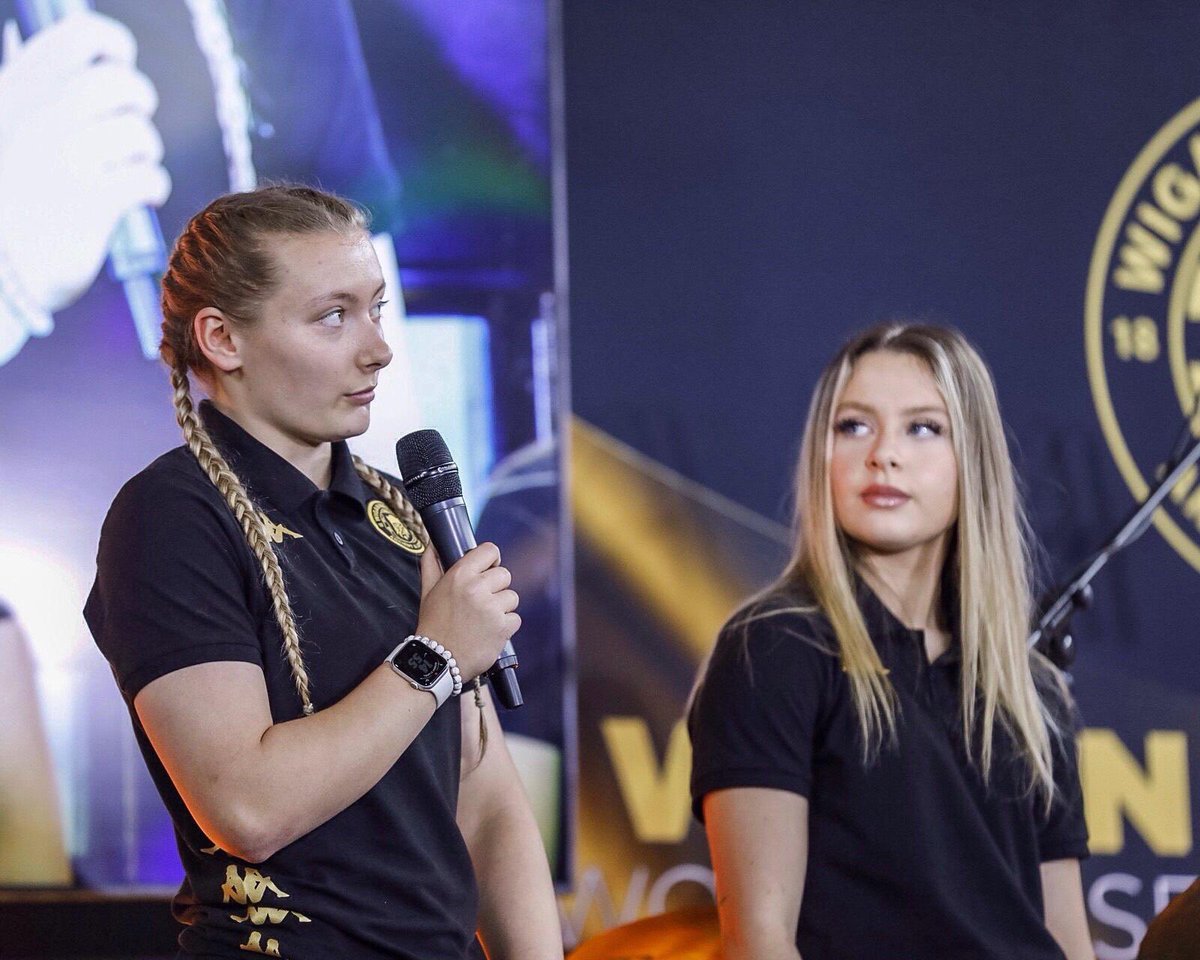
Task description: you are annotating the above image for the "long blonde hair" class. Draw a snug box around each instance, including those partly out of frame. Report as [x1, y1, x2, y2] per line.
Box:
[765, 322, 1063, 803]
[159, 185, 458, 723]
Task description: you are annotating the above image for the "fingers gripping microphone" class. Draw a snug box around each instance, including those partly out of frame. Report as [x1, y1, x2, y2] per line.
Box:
[16, 0, 168, 361]
[396, 430, 523, 710]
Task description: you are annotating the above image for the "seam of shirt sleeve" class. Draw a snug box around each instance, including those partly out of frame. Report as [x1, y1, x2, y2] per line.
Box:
[122, 643, 264, 702]
[1038, 835, 1090, 863]
[691, 768, 811, 822]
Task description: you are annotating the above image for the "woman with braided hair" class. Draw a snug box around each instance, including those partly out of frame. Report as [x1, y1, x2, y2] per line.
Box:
[84, 185, 561, 959]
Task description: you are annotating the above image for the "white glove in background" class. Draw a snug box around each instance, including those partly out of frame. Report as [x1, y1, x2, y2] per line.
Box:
[0, 11, 170, 366]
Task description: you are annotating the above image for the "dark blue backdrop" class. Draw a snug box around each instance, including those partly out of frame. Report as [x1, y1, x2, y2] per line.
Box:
[565, 2, 1200, 955]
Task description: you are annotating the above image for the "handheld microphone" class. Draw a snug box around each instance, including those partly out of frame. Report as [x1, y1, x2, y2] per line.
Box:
[396, 430, 523, 710]
[16, 0, 168, 360]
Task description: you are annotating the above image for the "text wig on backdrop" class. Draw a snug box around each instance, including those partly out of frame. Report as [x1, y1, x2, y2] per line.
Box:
[559, 4, 1200, 958]
[3, 3, 1200, 960]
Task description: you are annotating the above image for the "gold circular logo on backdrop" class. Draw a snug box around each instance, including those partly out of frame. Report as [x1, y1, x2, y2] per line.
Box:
[1086, 95, 1200, 575]
[366, 500, 425, 554]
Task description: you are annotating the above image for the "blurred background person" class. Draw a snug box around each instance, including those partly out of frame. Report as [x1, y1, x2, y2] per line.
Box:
[0, 7, 167, 888]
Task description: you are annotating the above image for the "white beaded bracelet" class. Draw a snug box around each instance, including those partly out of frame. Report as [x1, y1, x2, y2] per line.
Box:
[415, 635, 464, 697]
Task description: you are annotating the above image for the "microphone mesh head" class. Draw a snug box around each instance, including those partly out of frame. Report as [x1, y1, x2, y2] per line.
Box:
[396, 429, 451, 477]
[395, 430, 463, 509]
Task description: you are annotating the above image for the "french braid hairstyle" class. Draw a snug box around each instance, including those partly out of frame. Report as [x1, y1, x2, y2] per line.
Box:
[159, 185, 486, 735]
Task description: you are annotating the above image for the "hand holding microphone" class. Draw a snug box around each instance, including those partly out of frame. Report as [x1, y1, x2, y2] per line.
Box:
[0, 10, 169, 316]
[413, 542, 520, 685]
[398, 430, 524, 708]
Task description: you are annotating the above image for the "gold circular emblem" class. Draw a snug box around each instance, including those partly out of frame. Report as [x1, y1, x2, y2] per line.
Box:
[366, 500, 425, 554]
[1087, 96, 1200, 575]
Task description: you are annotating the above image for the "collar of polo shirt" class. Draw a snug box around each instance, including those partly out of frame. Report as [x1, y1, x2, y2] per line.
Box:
[198, 399, 371, 517]
[853, 570, 963, 666]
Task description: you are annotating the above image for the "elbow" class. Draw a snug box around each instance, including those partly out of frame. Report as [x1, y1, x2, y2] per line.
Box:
[223, 837, 280, 866]
[225, 813, 289, 864]
[458, 792, 531, 858]
[201, 805, 290, 864]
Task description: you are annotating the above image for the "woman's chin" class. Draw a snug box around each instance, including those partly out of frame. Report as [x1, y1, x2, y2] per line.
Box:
[850, 529, 944, 559]
[333, 405, 372, 440]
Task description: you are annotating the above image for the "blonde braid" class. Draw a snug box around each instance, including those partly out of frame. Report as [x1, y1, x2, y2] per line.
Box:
[170, 366, 315, 716]
[353, 455, 488, 755]
[472, 679, 488, 756]
[351, 457, 429, 545]
[159, 186, 376, 717]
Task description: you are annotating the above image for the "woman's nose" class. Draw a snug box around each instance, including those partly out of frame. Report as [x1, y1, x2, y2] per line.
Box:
[868, 430, 899, 470]
[360, 316, 393, 370]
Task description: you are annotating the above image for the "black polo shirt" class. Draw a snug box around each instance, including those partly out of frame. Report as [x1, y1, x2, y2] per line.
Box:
[85, 401, 483, 960]
[688, 582, 1089, 960]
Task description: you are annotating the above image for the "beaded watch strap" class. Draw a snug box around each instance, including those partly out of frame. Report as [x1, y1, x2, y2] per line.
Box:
[409, 634, 463, 698]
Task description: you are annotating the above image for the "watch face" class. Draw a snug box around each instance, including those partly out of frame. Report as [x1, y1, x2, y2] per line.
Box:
[396, 642, 448, 686]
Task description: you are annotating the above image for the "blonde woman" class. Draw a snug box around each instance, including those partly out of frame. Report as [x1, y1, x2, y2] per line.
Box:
[688, 324, 1092, 960]
[85, 185, 561, 959]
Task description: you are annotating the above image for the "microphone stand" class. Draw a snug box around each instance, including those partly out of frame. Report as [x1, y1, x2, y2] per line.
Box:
[1029, 427, 1200, 671]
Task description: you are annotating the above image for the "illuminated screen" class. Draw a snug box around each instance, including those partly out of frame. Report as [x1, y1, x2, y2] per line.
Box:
[0, 0, 569, 890]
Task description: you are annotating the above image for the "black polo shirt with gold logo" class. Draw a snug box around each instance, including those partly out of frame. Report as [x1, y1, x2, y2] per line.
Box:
[689, 581, 1089, 960]
[85, 401, 482, 959]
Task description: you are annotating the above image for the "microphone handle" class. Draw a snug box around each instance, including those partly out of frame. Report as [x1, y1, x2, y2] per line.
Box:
[421, 498, 476, 563]
[420, 499, 523, 709]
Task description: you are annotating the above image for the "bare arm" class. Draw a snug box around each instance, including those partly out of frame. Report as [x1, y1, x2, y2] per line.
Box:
[136, 658, 434, 862]
[458, 687, 562, 959]
[1041, 858, 1094, 960]
[0, 615, 71, 883]
[704, 787, 808, 960]
[134, 543, 518, 863]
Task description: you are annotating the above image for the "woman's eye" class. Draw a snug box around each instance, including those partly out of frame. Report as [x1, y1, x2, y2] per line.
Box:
[369, 299, 389, 320]
[318, 309, 345, 327]
[910, 419, 945, 437]
[834, 417, 868, 436]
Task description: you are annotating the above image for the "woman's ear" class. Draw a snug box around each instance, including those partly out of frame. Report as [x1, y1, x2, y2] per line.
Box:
[193, 308, 243, 374]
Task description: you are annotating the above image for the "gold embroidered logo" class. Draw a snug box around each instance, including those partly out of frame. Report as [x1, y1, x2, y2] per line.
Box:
[238, 932, 282, 956]
[260, 513, 303, 544]
[367, 500, 425, 554]
[221, 864, 310, 957]
[232, 906, 312, 927]
[222, 865, 288, 906]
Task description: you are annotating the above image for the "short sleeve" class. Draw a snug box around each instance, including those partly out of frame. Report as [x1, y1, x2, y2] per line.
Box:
[687, 609, 835, 821]
[84, 463, 266, 702]
[1034, 667, 1090, 862]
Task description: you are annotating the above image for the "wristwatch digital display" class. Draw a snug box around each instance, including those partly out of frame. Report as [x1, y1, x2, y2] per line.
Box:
[397, 642, 447, 685]
[386, 635, 459, 707]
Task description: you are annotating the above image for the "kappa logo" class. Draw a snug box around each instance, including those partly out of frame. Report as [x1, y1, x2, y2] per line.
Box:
[260, 514, 303, 544]
[1087, 96, 1200, 575]
[366, 500, 425, 554]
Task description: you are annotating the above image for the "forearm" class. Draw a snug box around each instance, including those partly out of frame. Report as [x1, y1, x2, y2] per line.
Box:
[467, 795, 561, 958]
[0, 618, 71, 883]
[138, 660, 436, 861]
[705, 789, 808, 960]
[247, 665, 436, 852]
[1041, 859, 1094, 960]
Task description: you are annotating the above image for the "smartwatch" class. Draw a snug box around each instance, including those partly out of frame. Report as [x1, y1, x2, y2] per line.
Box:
[386, 635, 462, 708]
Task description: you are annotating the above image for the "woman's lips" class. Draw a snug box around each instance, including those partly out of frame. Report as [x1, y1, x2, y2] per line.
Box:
[346, 388, 375, 405]
[861, 484, 910, 507]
